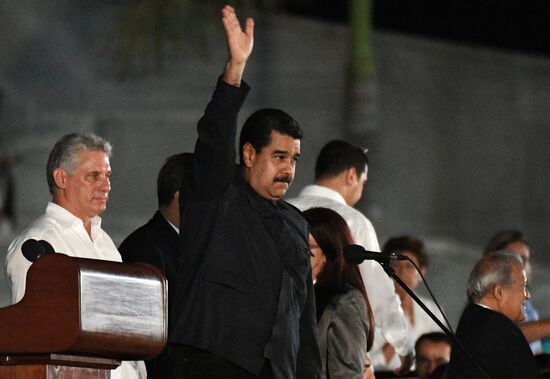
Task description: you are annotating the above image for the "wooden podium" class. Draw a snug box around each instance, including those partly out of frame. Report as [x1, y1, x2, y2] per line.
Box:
[0, 253, 168, 378]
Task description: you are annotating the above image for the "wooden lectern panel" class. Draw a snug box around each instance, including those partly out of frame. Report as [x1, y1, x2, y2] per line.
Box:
[0, 253, 167, 360]
[0, 354, 118, 378]
[0, 354, 120, 379]
[0, 365, 110, 379]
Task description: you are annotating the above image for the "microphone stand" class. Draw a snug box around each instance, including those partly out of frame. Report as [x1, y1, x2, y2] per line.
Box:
[380, 261, 492, 379]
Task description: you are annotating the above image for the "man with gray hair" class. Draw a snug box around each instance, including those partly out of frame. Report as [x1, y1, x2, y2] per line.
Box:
[5, 132, 146, 379]
[447, 252, 541, 379]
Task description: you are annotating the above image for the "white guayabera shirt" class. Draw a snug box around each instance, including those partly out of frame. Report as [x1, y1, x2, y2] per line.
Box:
[288, 185, 413, 362]
[5, 202, 147, 379]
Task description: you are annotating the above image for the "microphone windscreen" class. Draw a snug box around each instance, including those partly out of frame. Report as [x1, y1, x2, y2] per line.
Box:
[21, 239, 44, 262]
[39, 240, 55, 254]
[344, 244, 366, 264]
[21, 239, 55, 262]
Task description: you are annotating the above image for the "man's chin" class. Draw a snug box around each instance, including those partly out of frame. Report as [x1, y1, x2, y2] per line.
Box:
[272, 184, 290, 196]
[517, 309, 527, 323]
[269, 188, 289, 200]
[93, 203, 108, 215]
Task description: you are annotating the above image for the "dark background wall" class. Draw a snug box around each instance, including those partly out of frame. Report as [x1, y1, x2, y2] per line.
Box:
[1, 1, 550, 326]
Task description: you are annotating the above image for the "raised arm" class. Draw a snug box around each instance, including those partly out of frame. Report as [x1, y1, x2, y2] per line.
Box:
[221, 5, 254, 87]
[188, 6, 253, 199]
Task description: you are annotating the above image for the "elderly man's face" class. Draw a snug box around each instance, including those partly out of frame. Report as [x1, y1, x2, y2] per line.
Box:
[415, 340, 451, 379]
[243, 131, 300, 201]
[57, 150, 111, 221]
[500, 264, 529, 322]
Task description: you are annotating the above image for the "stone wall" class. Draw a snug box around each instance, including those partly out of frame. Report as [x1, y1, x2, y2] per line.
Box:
[2, 2, 550, 325]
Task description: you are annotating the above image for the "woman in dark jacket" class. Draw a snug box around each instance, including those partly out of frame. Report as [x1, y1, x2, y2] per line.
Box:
[303, 207, 375, 379]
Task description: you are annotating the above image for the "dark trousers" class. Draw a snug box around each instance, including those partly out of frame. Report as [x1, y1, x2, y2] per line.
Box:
[168, 344, 274, 379]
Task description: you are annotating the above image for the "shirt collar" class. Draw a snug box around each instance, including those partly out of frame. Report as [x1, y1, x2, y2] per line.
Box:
[46, 202, 103, 234]
[475, 302, 495, 312]
[299, 184, 347, 205]
[163, 215, 180, 234]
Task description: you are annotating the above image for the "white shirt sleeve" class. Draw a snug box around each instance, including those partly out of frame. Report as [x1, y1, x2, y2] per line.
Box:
[5, 227, 70, 304]
[5, 205, 146, 379]
[351, 214, 413, 357]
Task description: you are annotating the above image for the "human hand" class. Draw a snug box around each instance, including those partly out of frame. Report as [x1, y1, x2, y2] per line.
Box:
[394, 352, 414, 376]
[221, 5, 254, 85]
[363, 355, 376, 379]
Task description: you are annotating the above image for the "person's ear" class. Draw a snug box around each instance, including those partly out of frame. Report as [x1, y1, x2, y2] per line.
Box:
[242, 143, 256, 168]
[53, 168, 68, 190]
[345, 167, 357, 185]
[492, 284, 504, 301]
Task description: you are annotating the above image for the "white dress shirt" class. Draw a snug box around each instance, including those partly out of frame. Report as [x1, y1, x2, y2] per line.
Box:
[371, 294, 444, 370]
[5, 202, 147, 379]
[288, 185, 413, 358]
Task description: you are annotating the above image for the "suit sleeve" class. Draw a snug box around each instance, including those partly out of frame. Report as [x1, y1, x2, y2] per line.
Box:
[119, 231, 166, 274]
[190, 77, 249, 199]
[296, 267, 322, 379]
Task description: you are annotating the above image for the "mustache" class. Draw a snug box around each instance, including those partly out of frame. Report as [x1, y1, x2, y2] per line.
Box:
[274, 175, 292, 184]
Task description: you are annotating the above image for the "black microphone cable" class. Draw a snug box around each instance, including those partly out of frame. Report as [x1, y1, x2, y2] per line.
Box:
[383, 253, 492, 379]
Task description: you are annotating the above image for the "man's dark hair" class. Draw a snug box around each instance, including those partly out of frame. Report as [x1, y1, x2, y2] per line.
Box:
[415, 332, 451, 352]
[483, 230, 528, 256]
[157, 153, 193, 208]
[238, 108, 302, 164]
[383, 235, 429, 269]
[314, 140, 368, 180]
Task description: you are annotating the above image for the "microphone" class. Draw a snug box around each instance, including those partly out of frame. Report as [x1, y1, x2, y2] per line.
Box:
[344, 244, 407, 265]
[21, 239, 55, 262]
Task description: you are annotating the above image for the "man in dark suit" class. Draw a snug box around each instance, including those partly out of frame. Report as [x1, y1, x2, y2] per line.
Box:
[167, 5, 321, 379]
[447, 252, 541, 379]
[119, 153, 192, 379]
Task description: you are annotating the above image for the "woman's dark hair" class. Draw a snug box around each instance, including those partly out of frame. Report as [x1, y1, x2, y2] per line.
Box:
[382, 235, 429, 269]
[303, 207, 375, 350]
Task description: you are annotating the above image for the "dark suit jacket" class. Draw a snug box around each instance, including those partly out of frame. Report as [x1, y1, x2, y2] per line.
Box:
[119, 210, 179, 379]
[447, 303, 541, 379]
[119, 210, 179, 308]
[168, 78, 321, 379]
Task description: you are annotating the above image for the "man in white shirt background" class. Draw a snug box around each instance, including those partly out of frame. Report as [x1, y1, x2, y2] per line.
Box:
[374, 235, 445, 370]
[287, 139, 414, 376]
[5, 132, 146, 379]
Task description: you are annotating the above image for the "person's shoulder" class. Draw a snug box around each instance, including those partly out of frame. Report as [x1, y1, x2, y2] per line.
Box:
[289, 190, 362, 219]
[6, 215, 59, 266]
[287, 185, 340, 208]
[282, 199, 304, 216]
[332, 287, 365, 310]
[330, 288, 369, 326]
[341, 204, 371, 222]
[343, 287, 365, 305]
[119, 225, 149, 251]
[119, 216, 162, 252]
[460, 304, 515, 336]
[10, 214, 62, 246]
